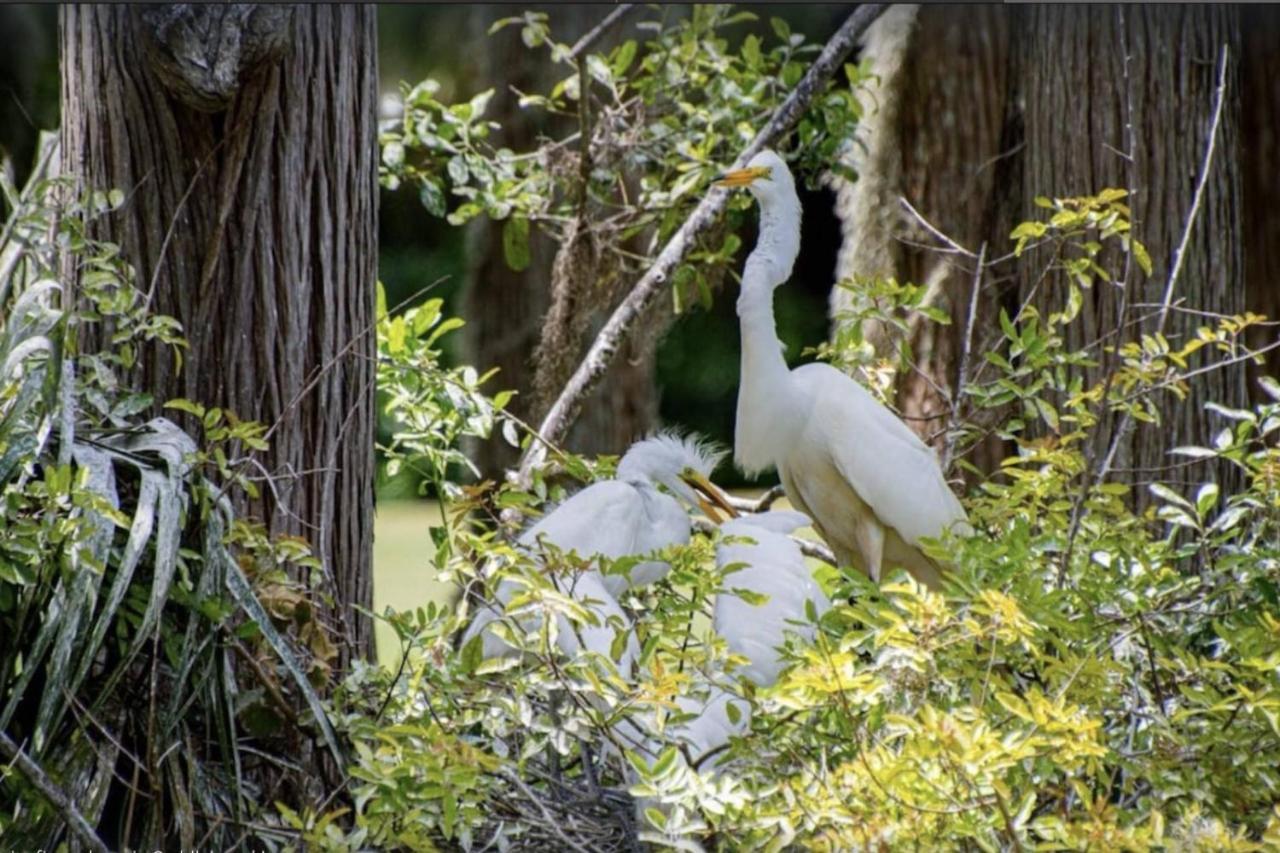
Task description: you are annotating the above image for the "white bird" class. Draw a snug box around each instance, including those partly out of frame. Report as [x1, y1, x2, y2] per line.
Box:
[461, 432, 736, 670]
[714, 510, 831, 687]
[715, 150, 970, 589]
[635, 510, 828, 819]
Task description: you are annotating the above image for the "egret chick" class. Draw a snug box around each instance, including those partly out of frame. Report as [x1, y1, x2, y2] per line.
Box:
[461, 432, 736, 668]
[714, 510, 831, 687]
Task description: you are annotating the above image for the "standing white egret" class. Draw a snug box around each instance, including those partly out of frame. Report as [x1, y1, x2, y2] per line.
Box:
[715, 150, 969, 589]
[714, 510, 831, 687]
[461, 432, 736, 668]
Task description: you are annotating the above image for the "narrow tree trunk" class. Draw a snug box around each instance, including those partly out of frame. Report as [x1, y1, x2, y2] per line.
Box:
[60, 5, 378, 663]
[461, 5, 558, 476]
[828, 5, 1009, 475]
[893, 5, 1009, 463]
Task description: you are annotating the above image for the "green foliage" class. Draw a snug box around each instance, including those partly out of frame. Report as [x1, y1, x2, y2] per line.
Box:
[381, 5, 869, 314]
[299, 168, 1280, 851]
[0, 141, 343, 847]
[376, 283, 510, 497]
[815, 274, 954, 404]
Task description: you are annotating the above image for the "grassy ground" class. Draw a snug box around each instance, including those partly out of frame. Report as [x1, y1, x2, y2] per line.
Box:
[371, 500, 449, 665]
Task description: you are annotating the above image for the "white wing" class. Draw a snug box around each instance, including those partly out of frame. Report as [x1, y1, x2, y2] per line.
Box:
[670, 686, 750, 770]
[462, 479, 645, 670]
[792, 362, 968, 547]
[714, 515, 831, 687]
[518, 479, 645, 557]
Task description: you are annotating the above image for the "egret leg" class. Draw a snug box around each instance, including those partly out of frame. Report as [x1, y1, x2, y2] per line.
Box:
[855, 519, 885, 582]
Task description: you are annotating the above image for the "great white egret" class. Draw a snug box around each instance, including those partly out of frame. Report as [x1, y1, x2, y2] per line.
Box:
[714, 510, 832, 687]
[460, 432, 736, 668]
[715, 149, 969, 589]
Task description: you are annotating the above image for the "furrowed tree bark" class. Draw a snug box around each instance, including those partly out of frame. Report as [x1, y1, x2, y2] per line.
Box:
[826, 5, 1009, 468]
[516, 3, 886, 483]
[60, 5, 377, 663]
[1241, 6, 1280, 386]
[896, 6, 1009, 476]
[1003, 6, 1246, 497]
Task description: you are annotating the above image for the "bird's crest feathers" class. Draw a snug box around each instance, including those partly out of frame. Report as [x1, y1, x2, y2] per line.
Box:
[617, 430, 726, 484]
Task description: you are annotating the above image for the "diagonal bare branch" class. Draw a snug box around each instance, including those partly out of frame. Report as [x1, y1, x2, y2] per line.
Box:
[0, 730, 112, 851]
[517, 4, 887, 483]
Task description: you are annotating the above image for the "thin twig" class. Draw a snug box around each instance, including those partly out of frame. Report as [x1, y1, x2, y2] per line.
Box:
[1157, 45, 1229, 334]
[144, 138, 226, 308]
[724, 484, 786, 513]
[943, 242, 985, 473]
[517, 4, 887, 484]
[898, 196, 977, 259]
[1059, 41, 1230, 585]
[260, 276, 449, 445]
[566, 5, 637, 62]
[0, 730, 112, 851]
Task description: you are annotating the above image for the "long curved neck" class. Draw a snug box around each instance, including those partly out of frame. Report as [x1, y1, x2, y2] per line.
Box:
[734, 192, 801, 475]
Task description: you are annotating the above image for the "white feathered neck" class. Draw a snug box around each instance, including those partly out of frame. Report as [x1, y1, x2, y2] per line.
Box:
[734, 151, 804, 476]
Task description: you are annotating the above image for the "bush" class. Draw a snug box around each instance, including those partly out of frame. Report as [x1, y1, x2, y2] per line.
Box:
[308, 182, 1280, 851]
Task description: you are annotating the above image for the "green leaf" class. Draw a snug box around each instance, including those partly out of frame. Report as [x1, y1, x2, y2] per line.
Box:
[651, 745, 680, 778]
[611, 40, 638, 77]
[461, 633, 484, 674]
[1131, 239, 1153, 277]
[1195, 483, 1220, 517]
[469, 88, 495, 118]
[1149, 483, 1193, 511]
[503, 216, 531, 272]
[418, 179, 446, 218]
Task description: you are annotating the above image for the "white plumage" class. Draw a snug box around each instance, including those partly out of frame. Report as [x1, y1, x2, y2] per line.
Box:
[460, 432, 730, 671]
[714, 510, 831, 687]
[717, 149, 970, 588]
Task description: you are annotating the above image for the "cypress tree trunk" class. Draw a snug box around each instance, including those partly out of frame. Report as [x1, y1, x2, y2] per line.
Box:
[834, 7, 1252, 493]
[1005, 6, 1246, 493]
[1242, 6, 1280, 386]
[60, 4, 378, 663]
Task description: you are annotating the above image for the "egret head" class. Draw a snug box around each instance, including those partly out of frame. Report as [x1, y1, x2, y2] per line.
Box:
[617, 432, 737, 521]
[713, 149, 801, 292]
[713, 149, 796, 207]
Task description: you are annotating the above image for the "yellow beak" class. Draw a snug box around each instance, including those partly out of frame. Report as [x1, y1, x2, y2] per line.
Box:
[712, 165, 772, 188]
[680, 470, 739, 523]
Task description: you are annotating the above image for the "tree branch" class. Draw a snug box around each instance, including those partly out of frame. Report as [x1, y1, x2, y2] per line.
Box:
[0, 730, 112, 851]
[566, 5, 637, 62]
[517, 4, 887, 483]
[1156, 45, 1229, 335]
[942, 242, 985, 474]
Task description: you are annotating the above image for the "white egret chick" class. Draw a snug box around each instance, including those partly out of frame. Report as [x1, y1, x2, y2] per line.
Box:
[461, 432, 736, 668]
[715, 150, 969, 589]
[714, 510, 831, 687]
